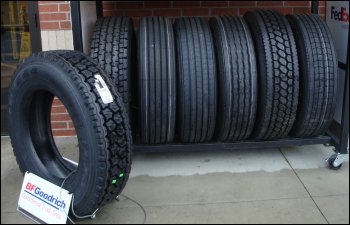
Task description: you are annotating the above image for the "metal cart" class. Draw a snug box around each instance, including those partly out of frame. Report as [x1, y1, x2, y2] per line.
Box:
[70, 1, 349, 169]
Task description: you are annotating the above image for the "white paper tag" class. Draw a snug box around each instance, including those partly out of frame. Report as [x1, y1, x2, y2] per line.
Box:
[94, 74, 114, 104]
[17, 172, 72, 224]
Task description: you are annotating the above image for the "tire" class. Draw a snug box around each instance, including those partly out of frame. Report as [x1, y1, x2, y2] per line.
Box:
[286, 14, 338, 137]
[327, 154, 343, 170]
[90, 16, 134, 114]
[8, 50, 132, 216]
[244, 10, 299, 139]
[209, 16, 257, 141]
[138, 17, 176, 144]
[174, 17, 217, 143]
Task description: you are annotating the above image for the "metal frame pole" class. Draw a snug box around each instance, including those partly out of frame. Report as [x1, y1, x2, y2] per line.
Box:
[71, 1, 83, 52]
[337, 35, 349, 154]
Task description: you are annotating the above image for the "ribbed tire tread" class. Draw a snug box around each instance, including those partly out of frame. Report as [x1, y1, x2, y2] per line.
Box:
[210, 16, 257, 141]
[138, 17, 176, 144]
[287, 14, 338, 137]
[174, 17, 217, 143]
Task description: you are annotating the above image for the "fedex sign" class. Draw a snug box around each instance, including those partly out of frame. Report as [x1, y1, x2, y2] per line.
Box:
[326, 1, 348, 64]
[331, 6, 349, 22]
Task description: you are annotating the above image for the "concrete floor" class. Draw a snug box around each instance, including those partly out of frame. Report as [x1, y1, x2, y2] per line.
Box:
[1, 136, 349, 224]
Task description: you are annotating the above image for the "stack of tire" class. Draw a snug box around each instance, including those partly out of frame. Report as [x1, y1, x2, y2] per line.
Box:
[7, 10, 338, 217]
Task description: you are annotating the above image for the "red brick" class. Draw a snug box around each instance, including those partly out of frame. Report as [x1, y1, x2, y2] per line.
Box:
[125, 10, 152, 17]
[115, 1, 143, 9]
[212, 8, 238, 16]
[154, 9, 181, 17]
[257, 1, 283, 6]
[263, 7, 293, 14]
[60, 21, 71, 29]
[173, 1, 200, 7]
[183, 8, 209, 16]
[52, 129, 77, 136]
[40, 13, 67, 21]
[144, 1, 171, 8]
[229, 1, 256, 6]
[59, 3, 70, 11]
[293, 7, 311, 14]
[51, 122, 68, 129]
[39, 1, 65, 3]
[39, 4, 58, 12]
[68, 122, 76, 129]
[51, 113, 72, 121]
[238, 7, 256, 15]
[241, 7, 292, 15]
[51, 106, 67, 113]
[319, 1, 326, 7]
[103, 2, 115, 10]
[40, 21, 60, 29]
[104, 10, 125, 17]
[319, 6, 326, 14]
[202, 1, 228, 7]
[52, 98, 63, 106]
[284, 1, 310, 6]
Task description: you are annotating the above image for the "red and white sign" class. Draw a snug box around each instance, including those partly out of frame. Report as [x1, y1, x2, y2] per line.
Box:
[17, 172, 72, 224]
[326, 1, 349, 63]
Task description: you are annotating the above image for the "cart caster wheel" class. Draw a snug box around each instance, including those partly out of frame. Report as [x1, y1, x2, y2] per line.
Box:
[327, 154, 343, 170]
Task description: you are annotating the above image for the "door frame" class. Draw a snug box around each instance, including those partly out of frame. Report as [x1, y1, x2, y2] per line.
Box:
[27, 1, 42, 53]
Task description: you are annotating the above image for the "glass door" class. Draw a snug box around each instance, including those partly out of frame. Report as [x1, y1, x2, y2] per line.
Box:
[1, 1, 41, 135]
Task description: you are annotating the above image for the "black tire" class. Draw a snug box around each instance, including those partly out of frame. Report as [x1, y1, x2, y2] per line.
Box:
[244, 10, 299, 139]
[327, 154, 343, 170]
[90, 16, 134, 114]
[8, 50, 132, 216]
[286, 14, 338, 137]
[209, 16, 257, 141]
[138, 17, 176, 144]
[174, 17, 217, 143]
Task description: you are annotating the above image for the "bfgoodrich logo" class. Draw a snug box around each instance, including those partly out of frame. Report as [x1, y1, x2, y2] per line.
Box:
[25, 182, 66, 209]
[331, 6, 349, 22]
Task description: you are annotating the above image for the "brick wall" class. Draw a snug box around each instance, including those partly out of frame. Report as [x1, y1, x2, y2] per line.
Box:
[38, 1, 326, 31]
[38, 1, 71, 30]
[103, 1, 327, 26]
[38, 1, 75, 136]
[38, 1, 326, 136]
[51, 98, 76, 136]
[38, 1, 73, 51]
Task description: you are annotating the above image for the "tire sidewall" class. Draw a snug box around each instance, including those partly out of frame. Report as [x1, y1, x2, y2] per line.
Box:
[8, 58, 103, 210]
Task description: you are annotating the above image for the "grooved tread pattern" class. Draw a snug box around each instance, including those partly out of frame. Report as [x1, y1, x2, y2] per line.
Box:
[287, 14, 338, 137]
[90, 16, 133, 113]
[244, 10, 299, 139]
[10, 50, 132, 215]
[210, 16, 257, 141]
[174, 17, 217, 143]
[138, 17, 176, 144]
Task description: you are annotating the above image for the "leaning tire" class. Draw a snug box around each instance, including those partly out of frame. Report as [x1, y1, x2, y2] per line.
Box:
[90, 16, 134, 114]
[244, 10, 299, 139]
[138, 17, 176, 144]
[8, 50, 132, 216]
[174, 17, 217, 143]
[286, 14, 338, 137]
[210, 16, 257, 141]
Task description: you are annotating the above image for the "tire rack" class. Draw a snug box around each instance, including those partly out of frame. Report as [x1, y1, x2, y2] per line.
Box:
[71, 1, 349, 166]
